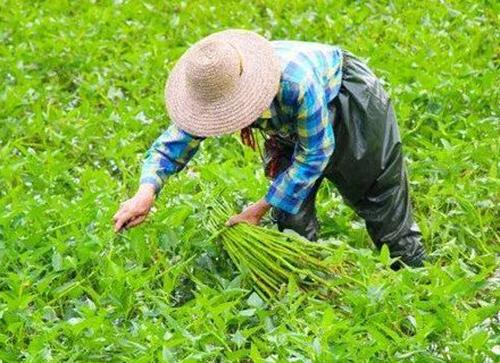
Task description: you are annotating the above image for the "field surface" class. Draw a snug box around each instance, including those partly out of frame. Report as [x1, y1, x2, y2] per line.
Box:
[0, 0, 499, 361]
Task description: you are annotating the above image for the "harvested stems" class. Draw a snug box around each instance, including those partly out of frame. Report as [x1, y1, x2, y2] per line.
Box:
[208, 199, 350, 300]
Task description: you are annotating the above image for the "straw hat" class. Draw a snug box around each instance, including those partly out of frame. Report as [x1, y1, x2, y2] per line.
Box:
[165, 29, 281, 137]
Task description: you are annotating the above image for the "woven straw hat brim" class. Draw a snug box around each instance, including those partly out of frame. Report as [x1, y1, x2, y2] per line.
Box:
[165, 30, 281, 137]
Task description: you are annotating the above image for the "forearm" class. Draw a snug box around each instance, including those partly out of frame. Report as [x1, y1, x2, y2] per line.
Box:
[265, 147, 333, 214]
[267, 75, 334, 214]
[254, 198, 272, 217]
[140, 124, 203, 194]
[136, 183, 156, 200]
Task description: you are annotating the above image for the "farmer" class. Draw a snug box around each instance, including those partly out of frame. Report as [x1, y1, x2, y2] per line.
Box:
[113, 29, 426, 269]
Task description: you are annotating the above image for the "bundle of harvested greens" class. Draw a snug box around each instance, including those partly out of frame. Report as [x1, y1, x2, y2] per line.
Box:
[207, 199, 348, 300]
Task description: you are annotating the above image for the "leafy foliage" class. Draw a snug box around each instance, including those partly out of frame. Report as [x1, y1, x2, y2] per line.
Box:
[0, 0, 498, 361]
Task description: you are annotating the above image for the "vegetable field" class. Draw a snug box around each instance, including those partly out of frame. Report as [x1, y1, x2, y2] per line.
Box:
[1, 0, 499, 361]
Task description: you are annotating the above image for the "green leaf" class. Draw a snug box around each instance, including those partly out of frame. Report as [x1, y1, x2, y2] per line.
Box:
[231, 330, 246, 348]
[239, 308, 256, 317]
[465, 330, 489, 349]
[250, 342, 263, 362]
[247, 292, 264, 308]
[51, 251, 63, 272]
[380, 244, 391, 266]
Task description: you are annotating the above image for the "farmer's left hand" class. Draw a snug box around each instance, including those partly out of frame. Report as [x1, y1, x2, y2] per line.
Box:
[226, 198, 271, 226]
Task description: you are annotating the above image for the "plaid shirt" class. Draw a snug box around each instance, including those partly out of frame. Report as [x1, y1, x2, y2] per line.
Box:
[141, 41, 343, 214]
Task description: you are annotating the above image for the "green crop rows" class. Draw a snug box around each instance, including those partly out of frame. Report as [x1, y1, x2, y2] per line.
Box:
[0, 0, 498, 361]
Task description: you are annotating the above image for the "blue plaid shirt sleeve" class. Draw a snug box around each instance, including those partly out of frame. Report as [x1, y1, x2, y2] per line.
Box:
[140, 124, 203, 193]
[265, 78, 335, 214]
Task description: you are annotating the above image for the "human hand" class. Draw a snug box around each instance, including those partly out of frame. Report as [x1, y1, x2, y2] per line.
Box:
[113, 184, 156, 232]
[226, 198, 271, 227]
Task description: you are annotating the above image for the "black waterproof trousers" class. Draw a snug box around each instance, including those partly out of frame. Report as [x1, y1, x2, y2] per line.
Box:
[268, 51, 426, 269]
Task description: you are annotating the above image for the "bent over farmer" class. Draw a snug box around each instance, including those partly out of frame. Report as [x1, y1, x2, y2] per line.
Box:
[113, 29, 426, 269]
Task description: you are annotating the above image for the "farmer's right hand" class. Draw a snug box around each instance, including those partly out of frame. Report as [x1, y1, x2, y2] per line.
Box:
[113, 184, 156, 232]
